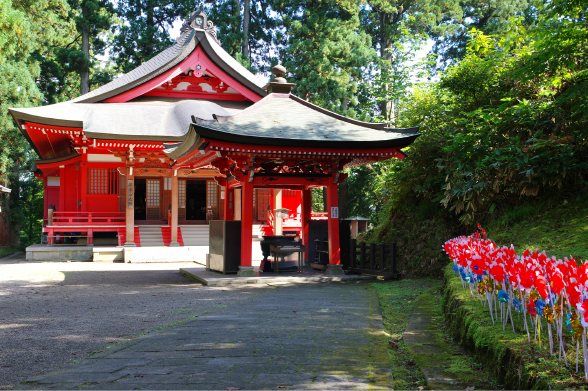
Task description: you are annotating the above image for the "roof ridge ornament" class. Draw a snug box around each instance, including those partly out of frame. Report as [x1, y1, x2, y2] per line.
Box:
[264, 65, 296, 94]
[180, 7, 220, 45]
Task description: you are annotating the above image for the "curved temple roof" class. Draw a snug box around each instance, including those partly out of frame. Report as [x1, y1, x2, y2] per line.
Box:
[166, 93, 420, 160]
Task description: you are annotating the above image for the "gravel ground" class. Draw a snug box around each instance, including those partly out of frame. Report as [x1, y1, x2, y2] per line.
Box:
[0, 254, 271, 389]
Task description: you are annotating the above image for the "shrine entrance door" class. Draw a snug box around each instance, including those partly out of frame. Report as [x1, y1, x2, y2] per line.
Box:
[257, 189, 271, 221]
[146, 178, 161, 220]
[134, 178, 146, 220]
[185, 180, 206, 221]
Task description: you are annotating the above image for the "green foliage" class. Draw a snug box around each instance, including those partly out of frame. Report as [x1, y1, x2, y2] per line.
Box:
[207, 0, 278, 72]
[430, 0, 531, 68]
[111, 0, 197, 73]
[11, 171, 44, 248]
[345, 164, 386, 223]
[311, 188, 324, 212]
[485, 195, 588, 262]
[277, 0, 376, 117]
[0, 0, 73, 177]
[0, 246, 19, 258]
[372, 13, 588, 228]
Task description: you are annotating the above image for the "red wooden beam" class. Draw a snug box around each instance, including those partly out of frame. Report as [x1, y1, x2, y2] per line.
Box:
[144, 90, 248, 101]
[204, 139, 404, 158]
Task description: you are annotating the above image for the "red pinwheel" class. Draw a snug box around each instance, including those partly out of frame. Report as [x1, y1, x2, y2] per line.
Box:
[526, 300, 537, 316]
[550, 272, 565, 294]
[490, 264, 506, 282]
[519, 269, 535, 290]
[470, 256, 486, 275]
[534, 269, 549, 299]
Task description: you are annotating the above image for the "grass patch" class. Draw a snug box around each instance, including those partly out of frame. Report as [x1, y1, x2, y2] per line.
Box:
[444, 263, 588, 389]
[486, 196, 588, 261]
[0, 246, 19, 259]
[370, 279, 436, 389]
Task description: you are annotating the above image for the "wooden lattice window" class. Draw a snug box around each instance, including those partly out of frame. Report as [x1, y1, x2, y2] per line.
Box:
[163, 177, 172, 190]
[207, 181, 217, 207]
[178, 180, 186, 208]
[88, 168, 118, 195]
[146, 180, 160, 207]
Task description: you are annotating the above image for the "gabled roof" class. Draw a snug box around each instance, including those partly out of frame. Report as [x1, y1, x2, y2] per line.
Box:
[71, 29, 266, 104]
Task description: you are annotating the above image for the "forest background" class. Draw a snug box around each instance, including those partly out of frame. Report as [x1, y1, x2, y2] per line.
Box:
[0, 0, 586, 272]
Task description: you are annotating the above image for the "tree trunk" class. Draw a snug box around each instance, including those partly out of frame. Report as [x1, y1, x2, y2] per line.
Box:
[146, 0, 155, 58]
[9, 165, 20, 247]
[379, 11, 394, 125]
[242, 0, 250, 58]
[80, 22, 90, 95]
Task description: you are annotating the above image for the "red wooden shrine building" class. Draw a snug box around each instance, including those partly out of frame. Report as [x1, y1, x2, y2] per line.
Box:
[9, 10, 419, 274]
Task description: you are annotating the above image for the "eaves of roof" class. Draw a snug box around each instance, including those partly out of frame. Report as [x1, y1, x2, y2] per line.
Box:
[192, 124, 420, 149]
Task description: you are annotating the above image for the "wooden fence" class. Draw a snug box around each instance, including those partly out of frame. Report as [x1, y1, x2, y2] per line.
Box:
[349, 239, 399, 280]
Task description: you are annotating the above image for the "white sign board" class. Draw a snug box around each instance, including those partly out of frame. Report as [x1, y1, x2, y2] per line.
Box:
[331, 207, 339, 219]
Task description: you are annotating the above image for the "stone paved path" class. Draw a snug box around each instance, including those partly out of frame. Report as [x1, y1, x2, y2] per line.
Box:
[20, 281, 391, 390]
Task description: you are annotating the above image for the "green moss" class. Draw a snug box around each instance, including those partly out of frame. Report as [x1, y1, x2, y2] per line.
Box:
[370, 279, 437, 389]
[0, 247, 19, 259]
[410, 288, 501, 390]
[443, 263, 588, 389]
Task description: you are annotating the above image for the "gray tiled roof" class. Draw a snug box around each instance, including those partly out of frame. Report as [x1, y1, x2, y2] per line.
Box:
[10, 99, 250, 141]
[192, 94, 419, 145]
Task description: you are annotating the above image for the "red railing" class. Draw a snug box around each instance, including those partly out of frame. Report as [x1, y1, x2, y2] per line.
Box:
[311, 212, 328, 220]
[50, 212, 125, 226]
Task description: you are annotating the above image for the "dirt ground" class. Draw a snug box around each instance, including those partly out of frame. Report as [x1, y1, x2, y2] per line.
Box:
[0, 254, 270, 389]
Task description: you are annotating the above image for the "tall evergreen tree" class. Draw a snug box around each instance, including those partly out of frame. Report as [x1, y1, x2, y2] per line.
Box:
[206, 0, 277, 71]
[68, 0, 115, 94]
[0, 0, 74, 244]
[274, 0, 375, 117]
[111, 0, 197, 73]
[360, 0, 453, 123]
[430, 0, 530, 68]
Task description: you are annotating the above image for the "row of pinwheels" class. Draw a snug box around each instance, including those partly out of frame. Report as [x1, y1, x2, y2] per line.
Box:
[444, 226, 588, 378]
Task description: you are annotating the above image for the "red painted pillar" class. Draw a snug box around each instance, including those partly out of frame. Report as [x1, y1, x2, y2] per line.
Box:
[80, 155, 88, 212]
[326, 178, 340, 265]
[59, 166, 65, 212]
[124, 166, 136, 246]
[224, 181, 233, 221]
[239, 179, 254, 274]
[301, 189, 312, 261]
